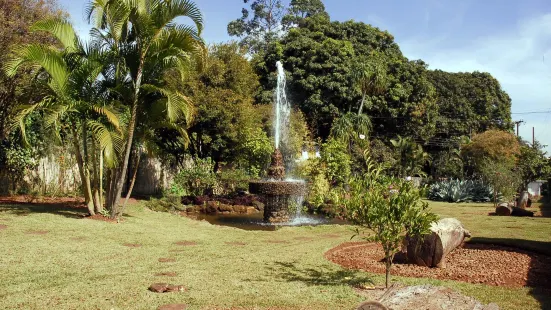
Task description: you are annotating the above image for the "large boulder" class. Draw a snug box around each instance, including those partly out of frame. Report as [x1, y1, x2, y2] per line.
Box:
[357, 285, 499, 310]
[407, 218, 471, 268]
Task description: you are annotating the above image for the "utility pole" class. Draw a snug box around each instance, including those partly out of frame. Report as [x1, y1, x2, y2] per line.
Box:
[514, 120, 524, 136]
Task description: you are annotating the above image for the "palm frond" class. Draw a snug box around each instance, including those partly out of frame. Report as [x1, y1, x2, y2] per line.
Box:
[31, 19, 78, 51]
[87, 120, 124, 167]
[91, 105, 121, 130]
[141, 84, 194, 124]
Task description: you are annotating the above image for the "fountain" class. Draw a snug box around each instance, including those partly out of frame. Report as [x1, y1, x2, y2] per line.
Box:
[249, 61, 307, 223]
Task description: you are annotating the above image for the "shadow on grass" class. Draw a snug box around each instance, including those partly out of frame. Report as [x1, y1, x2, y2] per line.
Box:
[267, 261, 374, 287]
[0, 202, 87, 219]
[469, 237, 551, 310]
[535, 199, 551, 217]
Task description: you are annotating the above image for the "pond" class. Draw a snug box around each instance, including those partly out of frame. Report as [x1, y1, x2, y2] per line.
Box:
[191, 212, 347, 231]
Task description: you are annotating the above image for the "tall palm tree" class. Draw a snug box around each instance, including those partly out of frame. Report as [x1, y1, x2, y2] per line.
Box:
[86, 0, 204, 218]
[4, 18, 123, 215]
[352, 53, 388, 115]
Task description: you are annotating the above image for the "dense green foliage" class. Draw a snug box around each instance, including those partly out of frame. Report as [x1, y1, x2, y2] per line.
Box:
[517, 141, 551, 190]
[428, 179, 496, 203]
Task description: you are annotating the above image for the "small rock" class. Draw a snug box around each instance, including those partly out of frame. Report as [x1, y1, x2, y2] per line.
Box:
[166, 284, 187, 292]
[233, 205, 247, 213]
[246, 206, 256, 214]
[149, 283, 169, 293]
[218, 204, 234, 212]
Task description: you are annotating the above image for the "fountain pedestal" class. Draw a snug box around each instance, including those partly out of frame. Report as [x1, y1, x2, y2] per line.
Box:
[249, 149, 306, 223]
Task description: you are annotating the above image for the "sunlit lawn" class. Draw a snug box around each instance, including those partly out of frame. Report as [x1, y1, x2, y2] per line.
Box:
[0, 200, 550, 309]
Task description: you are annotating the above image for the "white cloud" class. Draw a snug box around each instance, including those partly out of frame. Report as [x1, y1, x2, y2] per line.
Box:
[398, 13, 551, 152]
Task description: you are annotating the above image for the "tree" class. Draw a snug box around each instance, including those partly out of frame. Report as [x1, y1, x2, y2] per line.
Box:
[87, 0, 205, 218]
[461, 129, 520, 175]
[517, 141, 551, 190]
[391, 136, 430, 177]
[227, 0, 285, 54]
[5, 19, 122, 215]
[351, 53, 388, 115]
[479, 159, 520, 206]
[345, 169, 437, 288]
[427, 70, 513, 140]
[282, 0, 329, 29]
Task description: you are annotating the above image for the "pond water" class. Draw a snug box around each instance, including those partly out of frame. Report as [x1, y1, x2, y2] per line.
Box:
[192, 212, 347, 231]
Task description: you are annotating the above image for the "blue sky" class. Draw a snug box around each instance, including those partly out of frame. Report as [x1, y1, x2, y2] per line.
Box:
[60, 0, 551, 151]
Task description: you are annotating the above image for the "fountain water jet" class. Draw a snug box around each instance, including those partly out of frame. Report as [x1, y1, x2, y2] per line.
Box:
[249, 61, 307, 223]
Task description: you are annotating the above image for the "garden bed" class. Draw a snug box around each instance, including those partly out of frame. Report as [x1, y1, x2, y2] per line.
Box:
[326, 242, 551, 288]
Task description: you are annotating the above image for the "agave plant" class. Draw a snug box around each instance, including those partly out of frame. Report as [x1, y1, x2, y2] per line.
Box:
[428, 179, 498, 203]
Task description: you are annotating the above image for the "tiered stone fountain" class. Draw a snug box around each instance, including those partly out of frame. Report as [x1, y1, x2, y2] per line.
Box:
[249, 61, 307, 223]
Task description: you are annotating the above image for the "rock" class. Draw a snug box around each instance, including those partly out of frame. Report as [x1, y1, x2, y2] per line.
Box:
[149, 283, 186, 293]
[149, 283, 169, 293]
[246, 206, 256, 214]
[374, 285, 499, 310]
[517, 191, 530, 208]
[218, 204, 234, 212]
[206, 201, 218, 214]
[185, 206, 196, 213]
[511, 207, 534, 217]
[233, 205, 247, 213]
[165, 284, 186, 292]
[252, 200, 265, 211]
[495, 203, 512, 216]
[407, 218, 471, 268]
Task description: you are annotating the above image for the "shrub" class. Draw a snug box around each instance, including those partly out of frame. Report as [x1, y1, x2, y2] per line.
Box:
[428, 179, 496, 203]
[144, 196, 185, 213]
[217, 168, 250, 194]
[345, 173, 437, 288]
[172, 157, 217, 196]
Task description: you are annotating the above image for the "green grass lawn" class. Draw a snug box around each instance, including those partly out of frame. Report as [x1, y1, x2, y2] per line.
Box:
[0, 200, 550, 310]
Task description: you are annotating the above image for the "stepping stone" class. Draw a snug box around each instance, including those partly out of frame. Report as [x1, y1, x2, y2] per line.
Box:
[158, 258, 176, 263]
[225, 241, 247, 246]
[149, 283, 187, 293]
[0, 224, 7, 230]
[154, 272, 177, 277]
[174, 241, 197, 246]
[123, 243, 141, 247]
[26, 230, 48, 235]
[158, 304, 187, 310]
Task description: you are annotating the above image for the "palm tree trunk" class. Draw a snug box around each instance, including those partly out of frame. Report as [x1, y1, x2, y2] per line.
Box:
[99, 152, 103, 206]
[123, 149, 141, 208]
[107, 57, 144, 218]
[70, 121, 95, 215]
[358, 92, 367, 115]
[90, 137, 103, 214]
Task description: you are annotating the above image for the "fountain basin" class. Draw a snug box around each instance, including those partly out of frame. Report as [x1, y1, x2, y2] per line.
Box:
[249, 180, 307, 223]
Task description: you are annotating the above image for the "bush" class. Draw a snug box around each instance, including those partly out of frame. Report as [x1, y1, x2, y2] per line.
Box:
[428, 179, 496, 203]
[172, 157, 217, 196]
[217, 168, 250, 194]
[144, 196, 185, 213]
[344, 172, 437, 288]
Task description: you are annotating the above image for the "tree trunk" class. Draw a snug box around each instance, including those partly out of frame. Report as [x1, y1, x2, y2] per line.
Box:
[495, 203, 512, 216]
[385, 253, 391, 288]
[358, 92, 367, 115]
[69, 122, 95, 215]
[511, 207, 534, 217]
[121, 149, 141, 212]
[90, 137, 103, 214]
[407, 218, 471, 268]
[107, 57, 144, 218]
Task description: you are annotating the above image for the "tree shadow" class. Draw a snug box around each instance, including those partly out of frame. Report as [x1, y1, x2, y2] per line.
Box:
[265, 261, 374, 287]
[535, 199, 551, 217]
[469, 237, 551, 310]
[0, 200, 87, 219]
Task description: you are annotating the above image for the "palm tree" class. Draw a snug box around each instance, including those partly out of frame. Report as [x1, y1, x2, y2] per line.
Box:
[86, 0, 204, 218]
[351, 53, 388, 115]
[390, 136, 430, 178]
[4, 18, 123, 215]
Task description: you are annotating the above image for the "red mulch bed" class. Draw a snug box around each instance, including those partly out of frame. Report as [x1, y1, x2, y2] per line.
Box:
[326, 242, 551, 288]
